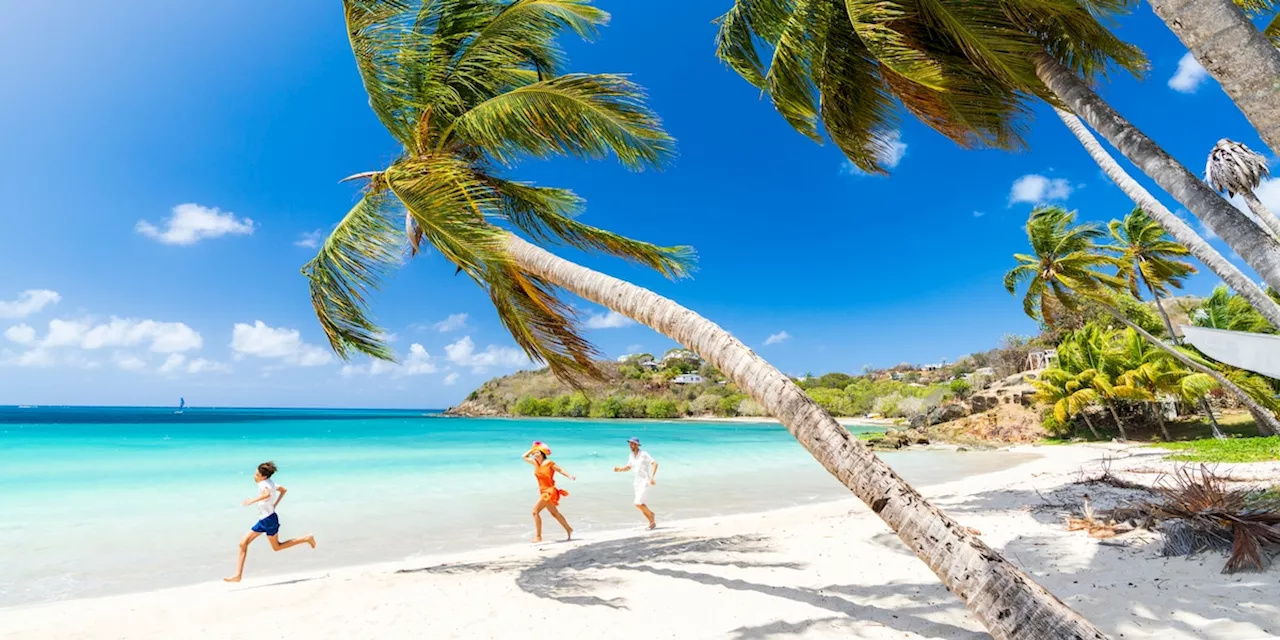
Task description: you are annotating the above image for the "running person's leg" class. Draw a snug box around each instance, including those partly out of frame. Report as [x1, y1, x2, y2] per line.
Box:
[545, 504, 573, 540]
[532, 499, 548, 542]
[224, 530, 262, 582]
[634, 483, 656, 529]
[636, 503, 656, 529]
[267, 533, 316, 551]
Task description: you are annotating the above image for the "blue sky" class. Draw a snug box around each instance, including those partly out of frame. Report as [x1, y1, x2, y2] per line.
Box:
[0, 1, 1275, 409]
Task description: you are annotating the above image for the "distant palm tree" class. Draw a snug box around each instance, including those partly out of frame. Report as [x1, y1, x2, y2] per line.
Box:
[1057, 323, 1132, 440]
[1005, 207, 1280, 436]
[1206, 139, 1280, 239]
[310, 5, 1079, 639]
[1106, 208, 1197, 340]
[1195, 285, 1277, 334]
[1148, 0, 1280, 155]
[1033, 367, 1103, 439]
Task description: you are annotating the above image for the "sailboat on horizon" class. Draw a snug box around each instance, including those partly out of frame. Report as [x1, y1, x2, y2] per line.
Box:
[174, 397, 185, 415]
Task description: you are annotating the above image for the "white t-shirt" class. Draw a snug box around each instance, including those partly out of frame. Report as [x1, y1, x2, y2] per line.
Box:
[628, 451, 656, 484]
[257, 479, 279, 519]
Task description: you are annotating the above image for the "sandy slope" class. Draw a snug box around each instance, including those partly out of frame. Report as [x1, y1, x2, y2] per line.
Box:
[3, 444, 1278, 639]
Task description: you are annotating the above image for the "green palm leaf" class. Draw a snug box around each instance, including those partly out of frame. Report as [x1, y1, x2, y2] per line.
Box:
[441, 74, 673, 169]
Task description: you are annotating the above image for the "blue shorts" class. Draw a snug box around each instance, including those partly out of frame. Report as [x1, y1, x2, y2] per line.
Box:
[251, 513, 280, 536]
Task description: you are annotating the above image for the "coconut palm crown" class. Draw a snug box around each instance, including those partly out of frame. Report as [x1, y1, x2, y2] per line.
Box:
[1107, 207, 1196, 300]
[1206, 138, 1270, 197]
[1003, 206, 1125, 327]
[303, 0, 693, 382]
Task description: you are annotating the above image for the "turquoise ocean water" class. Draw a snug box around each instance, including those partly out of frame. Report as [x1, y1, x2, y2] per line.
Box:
[0, 406, 1035, 607]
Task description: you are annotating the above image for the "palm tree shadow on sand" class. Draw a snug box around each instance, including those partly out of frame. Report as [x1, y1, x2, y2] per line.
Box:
[399, 533, 988, 639]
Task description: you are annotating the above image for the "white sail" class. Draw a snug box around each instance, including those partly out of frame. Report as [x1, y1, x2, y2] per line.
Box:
[1180, 325, 1280, 380]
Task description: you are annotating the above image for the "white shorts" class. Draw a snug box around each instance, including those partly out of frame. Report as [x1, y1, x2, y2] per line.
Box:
[633, 482, 651, 506]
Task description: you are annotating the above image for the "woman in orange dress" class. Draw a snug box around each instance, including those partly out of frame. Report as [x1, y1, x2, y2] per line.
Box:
[523, 441, 575, 542]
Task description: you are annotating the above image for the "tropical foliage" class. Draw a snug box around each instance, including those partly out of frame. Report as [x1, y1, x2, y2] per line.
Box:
[303, 0, 692, 384]
[1008, 207, 1280, 439]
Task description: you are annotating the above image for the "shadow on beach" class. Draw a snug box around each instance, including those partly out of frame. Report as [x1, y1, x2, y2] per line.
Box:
[402, 533, 989, 639]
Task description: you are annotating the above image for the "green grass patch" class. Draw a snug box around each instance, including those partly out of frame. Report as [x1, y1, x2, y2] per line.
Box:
[857, 431, 885, 441]
[1159, 436, 1280, 463]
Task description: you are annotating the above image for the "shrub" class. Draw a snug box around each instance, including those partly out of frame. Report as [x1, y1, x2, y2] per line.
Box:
[550, 393, 591, 418]
[620, 396, 648, 418]
[593, 396, 626, 419]
[619, 364, 645, 380]
[646, 399, 679, 419]
[807, 387, 853, 416]
[737, 398, 767, 417]
[949, 378, 972, 398]
[691, 394, 720, 415]
[717, 395, 743, 416]
[513, 396, 553, 417]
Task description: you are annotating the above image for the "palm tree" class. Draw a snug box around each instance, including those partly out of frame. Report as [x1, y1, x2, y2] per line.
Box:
[1005, 207, 1280, 436]
[309, 3, 1095, 638]
[1195, 285, 1277, 333]
[1106, 208, 1197, 340]
[1147, 0, 1280, 155]
[713, 0, 1280, 331]
[1058, 323, 1132, 440]
[1033, 366, 1104, 439]
[1206, 139, 1280, 238]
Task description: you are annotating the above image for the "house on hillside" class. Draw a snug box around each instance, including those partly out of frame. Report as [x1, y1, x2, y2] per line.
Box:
[640, 360, 662, 371]
[672, 373, 704, 385]
[921, 363, 942, 371]
[662, 348, 702, 365]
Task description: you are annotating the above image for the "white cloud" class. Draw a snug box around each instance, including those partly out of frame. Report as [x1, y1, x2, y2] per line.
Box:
[1168, 53, 1209, 94]
[444, 336, 529, 373]
[294, 229, 326, 249]
[764, 331, 791, 346]
[1009, 174, 1073, 206]
[0, 290, 60, 319]
[584, 310, 633, 330]
[4, 324, 36, 345]
[444, 372, 460, 386]
[159, 353, 187, 374]
[186, 358, 232, 374]
[342, 343, 437, 377]
[115, 353, 147, 371]
[838, 130, 908, 177]
[39, 317, 202, 353]
[432, 313, 469, 333]
[230, 321, 331, 367]
[973, 211, 986, 218]
[136, 203, 255, 246]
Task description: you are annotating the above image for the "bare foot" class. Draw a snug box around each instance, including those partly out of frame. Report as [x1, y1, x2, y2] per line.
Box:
[223, 576, 241, 583]
[647, 522, 656, 530]
[307, 535, 317, 549]
[532, 537, 543, 544]
[565, 527, 573, 541]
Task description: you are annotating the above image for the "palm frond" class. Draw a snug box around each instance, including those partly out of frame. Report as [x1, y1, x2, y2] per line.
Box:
[487, 177, 696, 278]
[442, 73, 674, 169]
[815, 4, 902, 174]
[483, 260, 605, 383]
[302, 184, 406, 360]
[1266, 12, 1280, 48]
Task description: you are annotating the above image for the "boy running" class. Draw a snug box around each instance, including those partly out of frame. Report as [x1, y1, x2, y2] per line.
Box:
[613, 438, 659, 530]
[224, 461, 316, 583]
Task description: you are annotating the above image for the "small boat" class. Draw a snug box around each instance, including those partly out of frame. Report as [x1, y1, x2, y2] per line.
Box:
[174, 397, 186, 415]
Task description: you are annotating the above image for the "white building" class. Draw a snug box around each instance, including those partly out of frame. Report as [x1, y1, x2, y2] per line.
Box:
[672, 373, 704, 384]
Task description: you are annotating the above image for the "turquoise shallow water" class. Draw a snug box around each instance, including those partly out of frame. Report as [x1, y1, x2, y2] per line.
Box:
[0, 406, 1035, 606]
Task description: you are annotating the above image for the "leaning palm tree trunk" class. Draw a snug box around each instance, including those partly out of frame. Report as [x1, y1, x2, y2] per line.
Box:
[1105, 401, 1130, 441]
[1096, 303, 1280, 436]
[1145, 280, 1180, 341]
[1200, 397, 1228, 440]
[1037, 56, 1280, 293]
[1148, 0, 1280, 156]
[504, 233, 1104, 638]
[1151, 402, 1173, 442]
[1052, 107, 1280, 330]
[1242, 191, 1280, 239]
[1081, 411, 1102, 439]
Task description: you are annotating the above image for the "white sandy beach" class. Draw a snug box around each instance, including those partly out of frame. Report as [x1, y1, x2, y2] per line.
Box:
[3, 444, 1278, 639]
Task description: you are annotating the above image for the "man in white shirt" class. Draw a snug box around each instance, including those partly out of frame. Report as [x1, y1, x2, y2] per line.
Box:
[613, 437, 659, 530]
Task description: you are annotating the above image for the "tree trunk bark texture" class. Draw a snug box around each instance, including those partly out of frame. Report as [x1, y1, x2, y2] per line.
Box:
[1200, 397, 1228, 440]
[1149, 0, 1280, 156]
[1052, 107, 1280, 330]
[1082, 411, 1102, 439]
[1037, 55, 1280, 294]
[1243, 191, 1280, 240]
[1106, 401, 1129, 441]
[503, 233, 1108, 639]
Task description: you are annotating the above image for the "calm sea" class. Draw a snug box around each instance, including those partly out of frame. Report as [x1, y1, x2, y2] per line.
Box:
[0, 406, 1035, 607]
